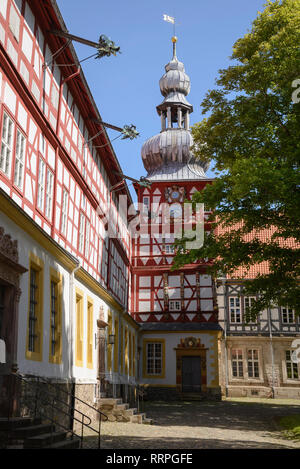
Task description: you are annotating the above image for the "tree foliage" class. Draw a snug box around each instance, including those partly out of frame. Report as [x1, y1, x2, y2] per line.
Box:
[173, 0, 300, 318]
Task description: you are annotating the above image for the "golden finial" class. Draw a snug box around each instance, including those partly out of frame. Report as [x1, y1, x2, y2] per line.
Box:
[171, 36, 177, 59]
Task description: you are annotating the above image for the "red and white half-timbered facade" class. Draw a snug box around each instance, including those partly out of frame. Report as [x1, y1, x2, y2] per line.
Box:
[0, 0, 138, 415]
[132, 37, 222, 400]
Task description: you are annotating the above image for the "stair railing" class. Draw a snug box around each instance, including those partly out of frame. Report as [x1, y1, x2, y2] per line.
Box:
[8, 373, 108, 449]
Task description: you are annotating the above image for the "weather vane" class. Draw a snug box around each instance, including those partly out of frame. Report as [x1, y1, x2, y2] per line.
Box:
[163, 14, 176, 37]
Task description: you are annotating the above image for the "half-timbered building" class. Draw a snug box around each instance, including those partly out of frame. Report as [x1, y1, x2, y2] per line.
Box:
[217, 232, 300, 398]
[1, 0, 299, 431]
[132, 37, 222, 400]
[0, 0, 139, 418]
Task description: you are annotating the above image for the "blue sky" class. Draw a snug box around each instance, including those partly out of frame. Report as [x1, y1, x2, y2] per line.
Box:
[56, 0, 268, 200]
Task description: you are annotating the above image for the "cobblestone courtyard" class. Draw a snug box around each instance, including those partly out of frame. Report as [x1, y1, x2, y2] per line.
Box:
[86, 398, 300, 449]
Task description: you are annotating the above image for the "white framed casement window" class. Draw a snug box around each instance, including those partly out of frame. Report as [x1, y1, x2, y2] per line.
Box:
[285, 350, 299, 380]
[14, 129, 26, 190]
[231, 349, 244, 378]
[101, 236, 108, 284]
[169, 300, 181, 311]
[165, 244, 175, 254]
[60, 189, 68, 236]
[169, 203, 182, 219]
[247, 349, 260, 378]
[229, 296, 241, 323]
[83, 146, 88, 179]
[244, 296, 258, 323]
[84, 218, 90, 258]
[45, 168, 54, 219]
[0, 112, 14, 177]
[78, 212, 85, 254]
[146, 342, 162, 375]
[142, 196, 150, 215]
[37, 158, 46, 211]
[39, 133, 45, 156]
[281, 306, 296, 324]
[9, 1, 20, 42]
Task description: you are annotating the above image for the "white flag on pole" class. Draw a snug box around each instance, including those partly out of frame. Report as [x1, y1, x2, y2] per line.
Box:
[163, 14, 175, 24]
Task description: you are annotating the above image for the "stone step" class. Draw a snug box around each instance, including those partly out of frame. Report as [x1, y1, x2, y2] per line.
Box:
[130, 413, 146, 424]
[0, 417, 41, 431]
[99, 398, 122, 406]
[143, 418, 154, 425]
[43, 438, 81, 449]
[115, 403, 129, 411]
[24, 430, 67, 448]
[11, 423, 55, 439]
[180, 393, 205, 401]
[124, 408, 137, 417]
[97, 396, 151, 425]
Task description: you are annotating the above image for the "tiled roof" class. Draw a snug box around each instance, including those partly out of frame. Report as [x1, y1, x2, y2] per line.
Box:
[215, 222, 299, 279]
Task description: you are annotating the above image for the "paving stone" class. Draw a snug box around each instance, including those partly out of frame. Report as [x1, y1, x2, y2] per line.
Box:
[82, 398, 300, 449]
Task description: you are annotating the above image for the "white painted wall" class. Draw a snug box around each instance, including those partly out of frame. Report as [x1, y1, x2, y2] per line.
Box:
[139, 332, 217, 387]
[0, 212, 114, 384]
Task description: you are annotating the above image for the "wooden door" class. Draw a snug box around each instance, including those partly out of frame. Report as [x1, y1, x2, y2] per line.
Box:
[182, 356, 201, 393]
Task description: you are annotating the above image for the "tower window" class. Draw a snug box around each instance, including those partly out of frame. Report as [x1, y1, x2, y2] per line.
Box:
[169, 300, 181, 311]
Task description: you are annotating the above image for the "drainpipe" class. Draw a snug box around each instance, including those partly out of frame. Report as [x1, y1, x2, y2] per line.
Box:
[69, 262, 81, 381]
[268, 307, 275, 398]
[222, 278, 229, 398]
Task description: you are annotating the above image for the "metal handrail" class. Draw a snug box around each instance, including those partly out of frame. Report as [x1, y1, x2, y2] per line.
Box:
[9, 373, 108, 449]
[22, 373, 108, 423]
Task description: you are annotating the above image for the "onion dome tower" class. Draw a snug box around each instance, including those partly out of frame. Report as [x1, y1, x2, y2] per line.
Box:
[141, 37, 209, 180]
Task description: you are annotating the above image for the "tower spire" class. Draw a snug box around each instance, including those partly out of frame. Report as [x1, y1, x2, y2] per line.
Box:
[172, 35, 177, 60]
[140, 37, 209, 179]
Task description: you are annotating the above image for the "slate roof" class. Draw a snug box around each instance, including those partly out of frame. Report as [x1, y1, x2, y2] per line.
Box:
[140, 322, 222, 332]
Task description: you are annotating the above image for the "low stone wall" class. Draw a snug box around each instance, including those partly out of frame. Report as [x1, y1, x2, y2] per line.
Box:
[18, 377, 73, 431]
[226, 385, 300, 399]
[73, 383, 101, 434]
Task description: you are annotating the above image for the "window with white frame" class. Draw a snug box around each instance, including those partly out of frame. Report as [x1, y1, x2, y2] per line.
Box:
[285, 350, 299, 380]
[146, 342, 162, 375]
[229, 297, 241, 323]
[9, 1, 20, 41]
[169, 300, 181, 311]
[0, 112, 14, 177]
[60, 189, 68, 236]
[45, 168, 54, 219]
[247, 349, 259, 378]
[281, 306, 296, 324]
[37, 158, 45, 210]
[142, 196, 150, 216]
[169, 203, 182, 219]
[14, 129, 26, 189]
[165, 244, 175, 254]
[78, 212, 85, 253]
[101, 236, 108, 284]
[84, 218, 90, 258]
[231, 349, 243, 378]
[244, 296, 257, 323]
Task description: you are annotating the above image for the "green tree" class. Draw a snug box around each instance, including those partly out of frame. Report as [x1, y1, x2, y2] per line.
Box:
[173, 0, 300, 318]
